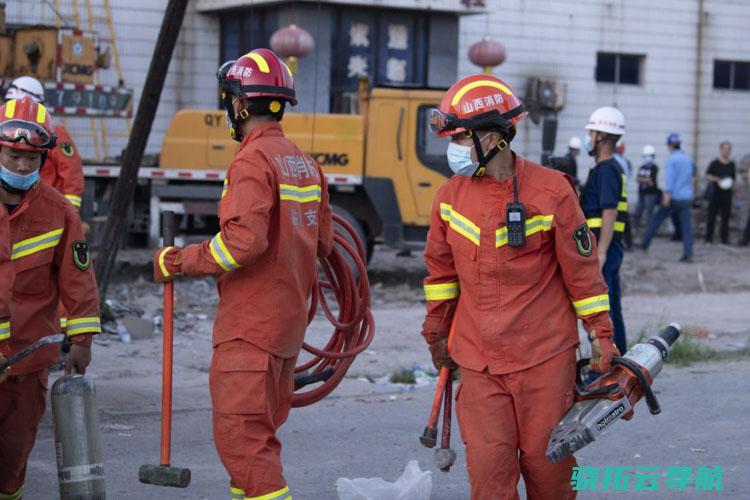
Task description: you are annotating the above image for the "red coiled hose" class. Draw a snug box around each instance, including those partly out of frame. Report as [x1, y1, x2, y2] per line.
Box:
[292, 212, 375, 407]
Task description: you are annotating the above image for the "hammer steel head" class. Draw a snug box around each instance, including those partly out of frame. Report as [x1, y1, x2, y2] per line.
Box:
[138, 464, 191, 488]
[420, 427, 437, 448]
[434, 448, 457, 472]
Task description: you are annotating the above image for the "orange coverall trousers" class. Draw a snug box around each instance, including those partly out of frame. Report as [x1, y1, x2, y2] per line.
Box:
[210, 339, 296, 499]
[456, 348, 578, 500]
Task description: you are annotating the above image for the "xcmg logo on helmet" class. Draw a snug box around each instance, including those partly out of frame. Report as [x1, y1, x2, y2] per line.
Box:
[461, 94, 504, 114]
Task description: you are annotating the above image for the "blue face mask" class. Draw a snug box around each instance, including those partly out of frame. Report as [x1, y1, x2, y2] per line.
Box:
[446, 143, 479, 177]
[0, 164, 40, 192]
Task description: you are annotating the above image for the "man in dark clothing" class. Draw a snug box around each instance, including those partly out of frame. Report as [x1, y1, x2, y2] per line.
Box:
[704, 141, 736, 244]
[635, 145, 659, 230]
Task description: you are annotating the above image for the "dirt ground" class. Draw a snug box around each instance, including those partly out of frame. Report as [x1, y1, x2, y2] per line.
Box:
[21, 232, 750, 498]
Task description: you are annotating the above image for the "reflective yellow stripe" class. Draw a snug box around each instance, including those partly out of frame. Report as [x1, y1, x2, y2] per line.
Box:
[0, 485, 23, 500]
[209, 233, 240, 271]
[158, 246, 174, 278]
[439, 203, 480, 246]
[66, 316, 102, 336]
[36, 103, 47, 123]
[247, 52, 270, 73]
[621, 174, 627, 197]
[221, 178, 229, 199]
[231, 486, 245, 499]
[65, 194, 82, 207]
[0, 321, 10, 341]
[451, 80, 512, 106]
[617, 201, 628, 212]
[586, 218, 625, 233]
[572, 294, 610, 316]
[279, 183, 322, 203]
[245, 486, 290, 500]
[60, 317, 68, 329]
[4, 99, 16, 118]
[11, 228, 64, 259]
[496, 214, 554, 247]
[424, 282, 460, 301]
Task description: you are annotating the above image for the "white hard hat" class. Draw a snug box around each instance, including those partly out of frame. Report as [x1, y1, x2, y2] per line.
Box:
[585, 106, 626, 136]
[568, 136, 582, 150]
[642, 145, 655, 156]
[718, 177, 734, 190]
[4, 76, 46, 103]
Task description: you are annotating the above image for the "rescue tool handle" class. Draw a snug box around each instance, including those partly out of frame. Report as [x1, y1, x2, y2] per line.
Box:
[611, 357, 661, 415]
[575, 357, 661, 415]
[0, 334, 65, 371]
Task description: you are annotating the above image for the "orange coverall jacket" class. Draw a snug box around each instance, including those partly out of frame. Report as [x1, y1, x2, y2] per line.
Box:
[0, 206, 11, 356]
[6, 182, 100, 375]
[41, 124, 84, 209]
[181, 122, 334, 358]
[422, 154, 614, 375]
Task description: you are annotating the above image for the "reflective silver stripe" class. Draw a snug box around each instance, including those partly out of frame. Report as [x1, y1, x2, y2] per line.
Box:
[209, 233, 240, 271]
[438, 203, 480, 246]
[11, 228, 64, 259]
[66, 317, 102, 336]
[279, 184, 321, 203]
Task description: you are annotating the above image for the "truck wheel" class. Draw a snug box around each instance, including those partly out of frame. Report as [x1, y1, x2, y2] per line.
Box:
[331, 205, 369, 274]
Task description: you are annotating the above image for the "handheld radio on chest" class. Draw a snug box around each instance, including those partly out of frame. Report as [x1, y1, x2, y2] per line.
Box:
[506, 175, 526, 247]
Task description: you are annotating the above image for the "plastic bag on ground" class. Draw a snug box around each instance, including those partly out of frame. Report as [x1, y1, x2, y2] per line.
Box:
[336, 460, 432, 500]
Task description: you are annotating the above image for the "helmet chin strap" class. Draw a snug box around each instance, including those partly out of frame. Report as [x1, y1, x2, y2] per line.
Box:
[222, 93, 250, 143]
[588, 133, 608, 157]
[470, 131, 510, 177]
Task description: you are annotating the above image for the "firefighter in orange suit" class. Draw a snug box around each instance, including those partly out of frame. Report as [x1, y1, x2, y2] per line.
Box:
[0, 205, 12, 383]
[422, 75, 619, 500]
[153, 49, 333, 500]
[0, 97, 101, 499]
[5, 76, 84, 210]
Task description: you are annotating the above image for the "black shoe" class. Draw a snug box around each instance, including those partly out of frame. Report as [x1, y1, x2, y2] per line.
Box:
[679, 255, 692, 263]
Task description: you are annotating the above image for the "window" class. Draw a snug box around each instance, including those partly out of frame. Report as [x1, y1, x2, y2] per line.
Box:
[596, 52, 644, 85]
[416, 105, 451, 178]
[713, 60, 750, 90]
[331, 9, 428, 112]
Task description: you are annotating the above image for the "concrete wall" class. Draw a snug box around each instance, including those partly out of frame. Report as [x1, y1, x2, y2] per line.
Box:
[459, 0, 750, 188]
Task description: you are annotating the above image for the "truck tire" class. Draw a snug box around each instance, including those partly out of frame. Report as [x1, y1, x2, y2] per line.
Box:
[331, 205, 369, 275]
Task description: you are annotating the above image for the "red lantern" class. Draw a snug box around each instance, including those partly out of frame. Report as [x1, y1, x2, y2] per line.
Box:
[270, 24, 315, 74]
[468, 37, 506, 74]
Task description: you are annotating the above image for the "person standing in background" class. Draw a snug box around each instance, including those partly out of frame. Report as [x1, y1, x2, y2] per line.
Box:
[635, 145, 659, 231]
[704, 141, 736, 245]
[640, 132, 695, 262]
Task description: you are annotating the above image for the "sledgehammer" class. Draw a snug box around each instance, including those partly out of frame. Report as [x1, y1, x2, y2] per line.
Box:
[434, 373, 457, 472]
[138, 211, 191, 488]
[420, 366, 449, 448]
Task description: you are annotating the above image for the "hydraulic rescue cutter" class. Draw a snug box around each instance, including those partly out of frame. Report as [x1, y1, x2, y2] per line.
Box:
[546, 323, 681, 464]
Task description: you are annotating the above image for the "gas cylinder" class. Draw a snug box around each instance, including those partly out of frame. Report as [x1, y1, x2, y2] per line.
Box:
[51, 373, 106, 499]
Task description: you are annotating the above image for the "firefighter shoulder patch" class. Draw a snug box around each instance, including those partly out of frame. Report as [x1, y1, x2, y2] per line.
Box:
[573, 223, 593, 257]
[72, 240, 90, 270]
[61, 141, 75, 157]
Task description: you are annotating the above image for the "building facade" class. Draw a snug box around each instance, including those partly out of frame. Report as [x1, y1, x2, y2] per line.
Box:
[4, 0, 748, 184]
